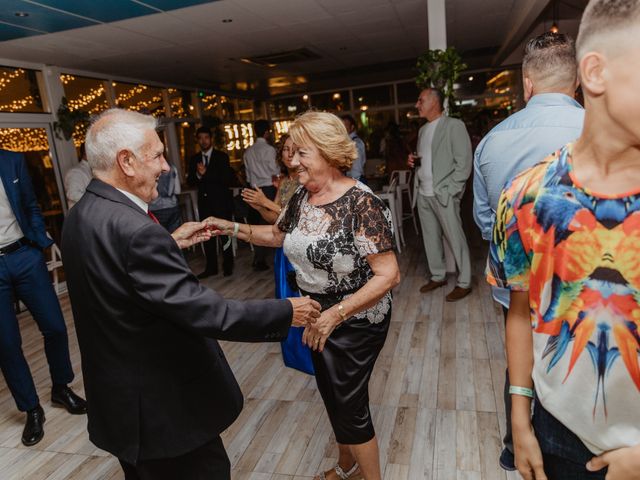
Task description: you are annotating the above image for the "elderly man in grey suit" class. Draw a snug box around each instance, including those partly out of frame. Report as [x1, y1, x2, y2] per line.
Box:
[409, 88, 473, 302]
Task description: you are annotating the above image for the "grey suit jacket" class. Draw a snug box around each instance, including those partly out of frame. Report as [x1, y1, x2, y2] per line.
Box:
[412, 116, 472, 208]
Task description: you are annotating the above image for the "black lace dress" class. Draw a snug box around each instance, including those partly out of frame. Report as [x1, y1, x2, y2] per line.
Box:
[278, 182, 395, 444]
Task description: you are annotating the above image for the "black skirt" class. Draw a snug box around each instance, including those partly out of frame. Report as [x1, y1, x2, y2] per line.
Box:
[305, 290, 391, 445]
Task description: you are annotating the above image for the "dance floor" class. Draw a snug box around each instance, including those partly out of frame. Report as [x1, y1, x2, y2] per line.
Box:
[0, 232, 521, 479]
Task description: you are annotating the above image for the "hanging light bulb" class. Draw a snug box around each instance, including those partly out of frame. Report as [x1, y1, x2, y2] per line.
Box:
[550, 21, 559, 33]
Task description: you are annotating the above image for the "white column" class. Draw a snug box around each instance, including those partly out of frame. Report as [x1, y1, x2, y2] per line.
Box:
[427, 0, 447, 50]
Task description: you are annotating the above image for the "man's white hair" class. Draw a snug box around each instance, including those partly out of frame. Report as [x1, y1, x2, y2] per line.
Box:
[85, 108, 158, 173]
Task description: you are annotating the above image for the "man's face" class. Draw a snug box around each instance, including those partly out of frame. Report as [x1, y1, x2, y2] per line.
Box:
[130, 130, 169, 203]
[197, 133, 212, 151]
[603, 45, 640, 143]
[341, 119, 354, 134]
[415, 89, 435, 119]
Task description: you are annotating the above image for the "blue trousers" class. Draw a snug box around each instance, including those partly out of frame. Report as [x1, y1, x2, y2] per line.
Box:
[0, 245, 74, 411]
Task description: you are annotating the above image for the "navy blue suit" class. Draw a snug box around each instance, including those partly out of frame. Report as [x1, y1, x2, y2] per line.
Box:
[0, 149, 74, 411]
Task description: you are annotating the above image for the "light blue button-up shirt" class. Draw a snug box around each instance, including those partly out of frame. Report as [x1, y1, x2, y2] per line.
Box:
[473, 93, 584, 307]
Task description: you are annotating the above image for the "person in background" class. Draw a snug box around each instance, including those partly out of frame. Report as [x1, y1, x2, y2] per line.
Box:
[489, 1, 640, 478]
[62, 109, 321, 480]
[187, 126, 235, 278]
[64, 143, 91, 209]
[408, 88, 473, 302]
[242, 134, 313, 375]
[209, 111, 400, 480]
[473, 31, 584, 472]
[243, 119, 280, 271]
[0, 148, 86, 448]
[149, 162, 182, 233]
[341, 114, 367, 182]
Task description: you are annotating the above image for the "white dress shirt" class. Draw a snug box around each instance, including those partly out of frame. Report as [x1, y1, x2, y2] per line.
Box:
[0, 177, 24, 248]
[64, 159, 92, 209]
[243, 138, 279, 187]
[116, 188, 148, 213]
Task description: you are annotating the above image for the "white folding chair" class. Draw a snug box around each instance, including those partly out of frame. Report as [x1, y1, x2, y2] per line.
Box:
[376, 177, 403, 252]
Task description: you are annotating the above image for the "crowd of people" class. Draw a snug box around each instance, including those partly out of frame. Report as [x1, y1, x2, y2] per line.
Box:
[1, 1, 639, 479]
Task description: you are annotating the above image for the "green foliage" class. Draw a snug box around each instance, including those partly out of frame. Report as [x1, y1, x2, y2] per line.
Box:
[415, 47, 467, 115]
[53, 97, 89, 141]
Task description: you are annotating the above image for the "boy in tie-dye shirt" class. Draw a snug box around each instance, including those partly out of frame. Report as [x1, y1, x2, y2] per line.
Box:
[487, 1, 640, 479]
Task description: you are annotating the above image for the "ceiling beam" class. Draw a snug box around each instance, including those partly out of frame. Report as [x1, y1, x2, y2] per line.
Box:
[493, 0, 551, 66]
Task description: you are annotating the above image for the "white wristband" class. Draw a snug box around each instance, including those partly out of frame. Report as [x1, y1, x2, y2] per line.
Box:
[232, 222, 240, 238]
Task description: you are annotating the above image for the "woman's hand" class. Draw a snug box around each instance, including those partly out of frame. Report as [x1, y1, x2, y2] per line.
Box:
[587, 444, 640, 479]
[513, 424, 547, 480]
[202, 216, 233, 236]
[171, 221, 212, 249]
[242, 187, 268, 209]
[302, 309, 340, 352]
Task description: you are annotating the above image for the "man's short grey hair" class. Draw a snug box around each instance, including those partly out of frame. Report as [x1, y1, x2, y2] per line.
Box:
[85, 108, 158, 173]
[522, 32, 577, 90]
[576, 0, 640, 59]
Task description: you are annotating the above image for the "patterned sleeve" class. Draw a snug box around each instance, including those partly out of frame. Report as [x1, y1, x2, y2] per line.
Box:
[487, 185, 530, 291]
[276, 186, 305, 233]
[353, 191, 395, 256]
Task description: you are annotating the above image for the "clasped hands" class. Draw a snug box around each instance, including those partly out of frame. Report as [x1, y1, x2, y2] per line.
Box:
[287, 298, 340, 352]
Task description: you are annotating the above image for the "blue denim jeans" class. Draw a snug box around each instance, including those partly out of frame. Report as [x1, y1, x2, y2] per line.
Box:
[533, 401, 607, 479]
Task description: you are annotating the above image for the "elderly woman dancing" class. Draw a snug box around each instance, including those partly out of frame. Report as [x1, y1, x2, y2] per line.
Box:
[209, 111, 400, 480]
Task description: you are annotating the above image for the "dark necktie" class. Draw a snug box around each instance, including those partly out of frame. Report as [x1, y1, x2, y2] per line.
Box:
[148, 211, 160, 224]
[202, 153, 209, 167]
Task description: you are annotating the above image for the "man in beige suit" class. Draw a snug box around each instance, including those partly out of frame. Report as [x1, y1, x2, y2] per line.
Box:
[409, 88, 472, 301]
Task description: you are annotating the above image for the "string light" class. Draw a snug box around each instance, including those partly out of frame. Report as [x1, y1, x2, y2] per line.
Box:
[0, 68, 25, 92]
[0, 95, 34, 112]
[0, 127, 49, 152]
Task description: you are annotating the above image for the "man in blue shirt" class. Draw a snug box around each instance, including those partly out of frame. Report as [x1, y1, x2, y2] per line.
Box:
[472, 32, 584, 471]
[341, 114, 366, 182]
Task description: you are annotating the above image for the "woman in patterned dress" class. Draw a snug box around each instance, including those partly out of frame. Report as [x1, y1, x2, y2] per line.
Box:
[241, 134, 314, 375]
[208, 112, 400, 480]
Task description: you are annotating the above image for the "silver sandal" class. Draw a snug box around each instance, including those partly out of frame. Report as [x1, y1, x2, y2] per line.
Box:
[319, 462, 360, 480]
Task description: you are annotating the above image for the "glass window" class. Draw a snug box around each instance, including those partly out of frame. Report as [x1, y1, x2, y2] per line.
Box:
[309, 91, 349, 112]
[267, 96, 309, 119]
[236, 99, 255, 121]
[223, 122, 254, 162]
[353, 85, 393, 109]
[397, 81, 419, 105]
[61, 74, 110, 145]
[114, 82, 165, 117]
[200, 93, 237, 121]
[356, 109, 395, 158]
[167, 88, 194, 118]
[0, 127, 64, 244]
[0, 66, 45, 113]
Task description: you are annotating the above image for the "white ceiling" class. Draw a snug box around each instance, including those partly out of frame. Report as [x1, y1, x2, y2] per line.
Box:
[0, 0, 586, 95]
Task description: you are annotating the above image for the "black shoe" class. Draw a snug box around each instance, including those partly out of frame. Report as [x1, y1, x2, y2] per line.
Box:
[197, 269, 218, 279]
[51, 385, 87, 414]
[22, 405, 45, 447]
[499, 447, 516, 471]
[252, 262, 269, 272]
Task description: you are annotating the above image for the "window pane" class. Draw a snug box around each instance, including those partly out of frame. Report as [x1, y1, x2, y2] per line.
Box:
[353, 85, 393, 109]
[309, 91, 349, 112]
[167, 88, 194, 118]
[236, 99, 254, 121]
[0, 127, 64, 244]
[0, 66, 45, 113]
[223, 122, 254, 162]
[61, 74, 110, 145]
[200, 93, 236, 121]
[114, 82, 165, 117]
[397, 81, 418, 104]
[267, 97, 308, 119]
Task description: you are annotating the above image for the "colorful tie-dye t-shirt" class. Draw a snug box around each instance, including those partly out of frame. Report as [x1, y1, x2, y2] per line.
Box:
[487, 144, 640, 455]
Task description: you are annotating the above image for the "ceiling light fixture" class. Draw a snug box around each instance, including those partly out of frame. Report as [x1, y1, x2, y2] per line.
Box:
[302, 94, 309, 101]
[15, 12, 29, 17]
[549, 0, 559, 33]
[222, 18, 233, 23]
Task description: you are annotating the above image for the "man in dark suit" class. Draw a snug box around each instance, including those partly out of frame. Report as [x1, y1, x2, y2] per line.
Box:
[0, 149, 86, 447]
[61, 109, 320, 480]
[187, 126, 235, 278]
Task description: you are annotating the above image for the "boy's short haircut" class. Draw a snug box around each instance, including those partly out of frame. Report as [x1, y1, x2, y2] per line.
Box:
[522, 32, 577, 90]
[576, 0, 640, 59]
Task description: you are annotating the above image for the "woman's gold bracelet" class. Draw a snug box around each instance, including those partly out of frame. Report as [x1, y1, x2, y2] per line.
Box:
[248, 224, 253, 244]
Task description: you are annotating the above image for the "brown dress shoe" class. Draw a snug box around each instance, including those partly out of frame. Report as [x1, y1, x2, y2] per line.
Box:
[419, 280, 447, 293]
[446, 286, 472, 302]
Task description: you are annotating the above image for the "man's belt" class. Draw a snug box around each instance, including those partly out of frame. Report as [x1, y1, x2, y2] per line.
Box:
[0, 237, 29, 255]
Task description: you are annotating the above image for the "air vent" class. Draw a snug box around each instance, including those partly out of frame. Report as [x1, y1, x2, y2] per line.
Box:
[240, 48, 321, 68]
